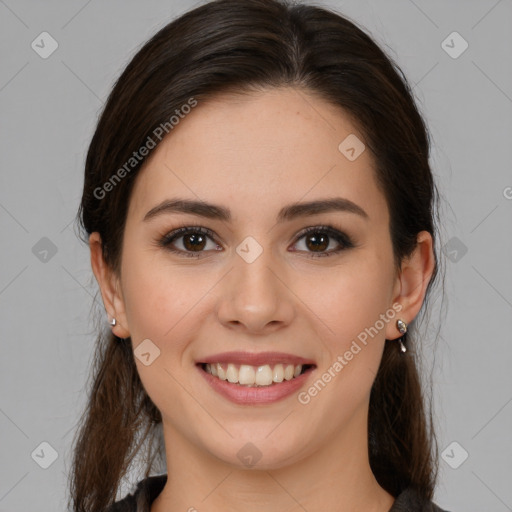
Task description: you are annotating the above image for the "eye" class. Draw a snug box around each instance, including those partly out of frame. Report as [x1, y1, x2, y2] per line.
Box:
[158, 224, 354, 258]
[159, 226, 221, 258]
[291, 225, 354, 258]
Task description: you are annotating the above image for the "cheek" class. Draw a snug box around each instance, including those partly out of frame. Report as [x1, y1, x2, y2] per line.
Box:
[121, 247, 193, 343]
[120, 251, 202, 414]
[294, 257, 394, 343]
[293, 265, 392, 430]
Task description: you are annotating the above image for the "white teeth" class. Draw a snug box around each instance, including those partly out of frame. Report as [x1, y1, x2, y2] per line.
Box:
[239, 364, 256, 385]
[217, 364, 227, 380]
[284, 364, 294, 380]
[255, 365, 273, 386]
[226, 363, 238, 383]
[273, 364, 284, 382]
[204, 363, 306, 387]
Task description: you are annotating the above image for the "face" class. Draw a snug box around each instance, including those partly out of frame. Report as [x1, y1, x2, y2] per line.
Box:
[104, 87, 406, 470]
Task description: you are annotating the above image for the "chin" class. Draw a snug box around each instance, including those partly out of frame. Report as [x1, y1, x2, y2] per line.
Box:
[203, 434, 307, 471]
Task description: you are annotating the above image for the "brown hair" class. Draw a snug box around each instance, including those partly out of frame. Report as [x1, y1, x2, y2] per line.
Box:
[69, 0, 443, 509]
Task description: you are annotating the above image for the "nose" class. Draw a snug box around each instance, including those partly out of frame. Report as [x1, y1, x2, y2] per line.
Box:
[216, 245, 295, 334]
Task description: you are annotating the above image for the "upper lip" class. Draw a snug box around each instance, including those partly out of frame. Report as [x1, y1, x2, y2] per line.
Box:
[197, 351, 316, 367]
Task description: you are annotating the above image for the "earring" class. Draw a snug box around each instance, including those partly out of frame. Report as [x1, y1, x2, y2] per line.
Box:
[108, 315, 116, 327]
[396, 319, 407, 353]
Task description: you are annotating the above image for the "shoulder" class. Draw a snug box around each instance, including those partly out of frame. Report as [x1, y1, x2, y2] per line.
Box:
[390, 487, 451, 512]
[105, 474, 167, 512]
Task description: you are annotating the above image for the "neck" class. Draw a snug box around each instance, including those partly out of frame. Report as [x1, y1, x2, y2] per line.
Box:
[151, 410, 395, 512]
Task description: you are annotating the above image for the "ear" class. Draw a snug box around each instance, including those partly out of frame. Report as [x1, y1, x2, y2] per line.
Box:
[385, 230, 435, 340]
[89, 232, 131, 339]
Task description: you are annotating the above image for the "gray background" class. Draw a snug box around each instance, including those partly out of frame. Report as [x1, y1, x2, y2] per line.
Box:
[1, 0, 511, 510]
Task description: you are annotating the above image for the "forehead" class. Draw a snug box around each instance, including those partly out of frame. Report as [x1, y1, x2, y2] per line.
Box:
[127, 87, 388, 225]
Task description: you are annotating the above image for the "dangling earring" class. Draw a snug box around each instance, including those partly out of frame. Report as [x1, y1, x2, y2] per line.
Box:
[396, 319, 407, 353]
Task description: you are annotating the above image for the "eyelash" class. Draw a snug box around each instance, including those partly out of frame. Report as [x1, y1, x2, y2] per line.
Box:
[158, 224, 355, 259]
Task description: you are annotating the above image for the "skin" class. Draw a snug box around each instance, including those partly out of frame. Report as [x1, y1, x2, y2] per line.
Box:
[90, 87, 435, 512]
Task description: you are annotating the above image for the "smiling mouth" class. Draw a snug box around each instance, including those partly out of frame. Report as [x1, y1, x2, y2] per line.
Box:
[198, 362, 315, 387]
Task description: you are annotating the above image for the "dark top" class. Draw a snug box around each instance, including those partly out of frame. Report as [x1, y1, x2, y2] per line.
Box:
[106, 474, 450, 512]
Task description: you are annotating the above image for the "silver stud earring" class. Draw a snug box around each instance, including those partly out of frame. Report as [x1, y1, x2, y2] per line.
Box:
[108, 316, 116, 327]
[396, 319, 407, 353]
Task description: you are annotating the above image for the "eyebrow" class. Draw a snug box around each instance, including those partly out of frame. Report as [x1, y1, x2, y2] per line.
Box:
[143, 197, 369, 223]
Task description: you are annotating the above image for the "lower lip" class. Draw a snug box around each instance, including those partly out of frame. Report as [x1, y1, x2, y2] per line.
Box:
[197, 364, 315, 405]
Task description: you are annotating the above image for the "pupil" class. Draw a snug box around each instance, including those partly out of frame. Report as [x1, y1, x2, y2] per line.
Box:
[307, 233, 328, 252]
[184, 234, 205, 251]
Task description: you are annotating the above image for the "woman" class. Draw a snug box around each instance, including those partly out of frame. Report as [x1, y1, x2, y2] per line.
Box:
[68, 0, 449, 510]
